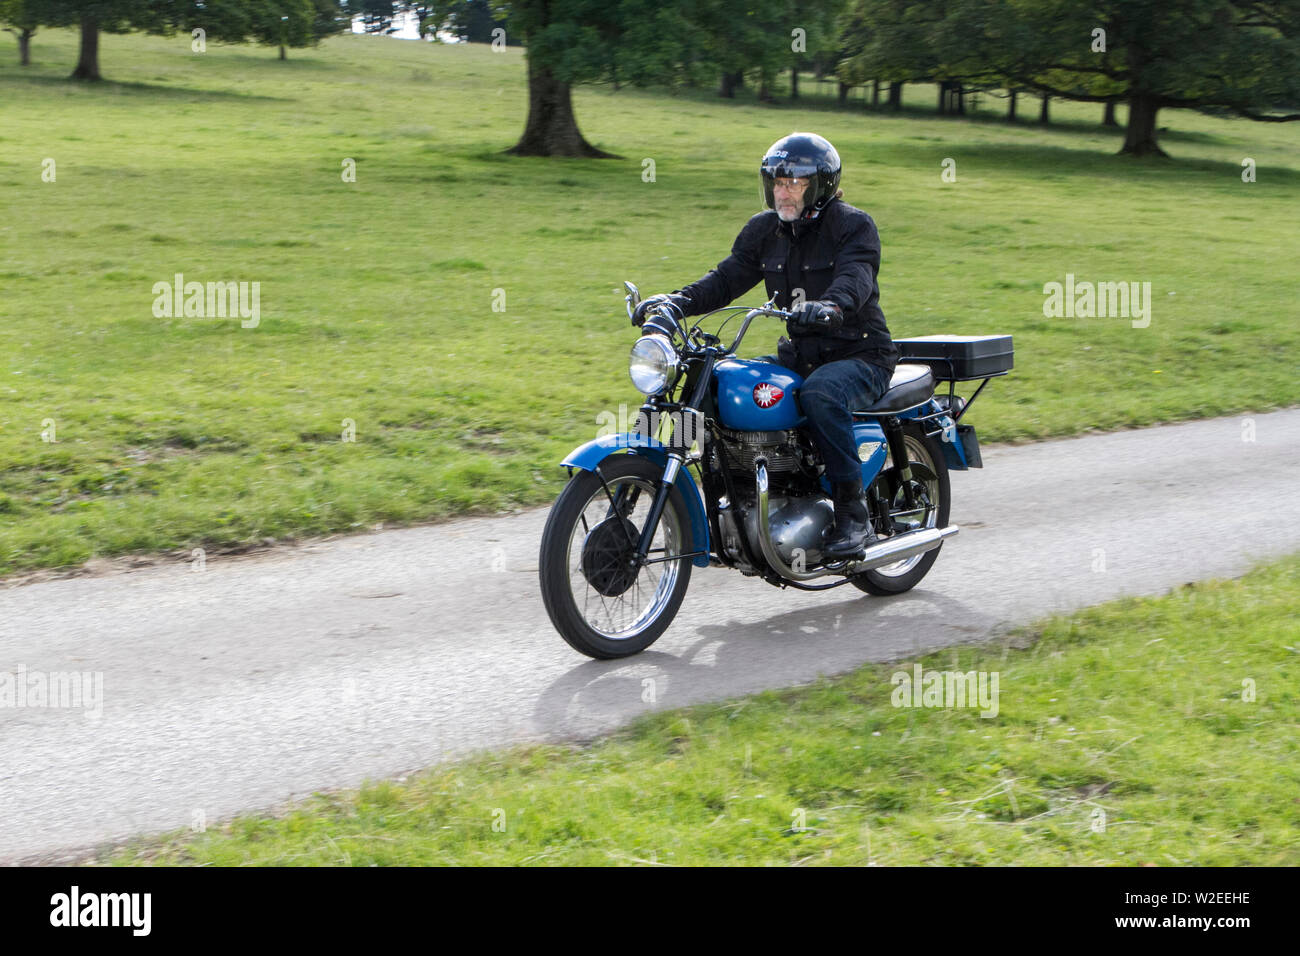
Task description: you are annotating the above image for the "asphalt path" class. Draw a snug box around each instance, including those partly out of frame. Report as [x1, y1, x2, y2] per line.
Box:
[2, 408, 1297, 863]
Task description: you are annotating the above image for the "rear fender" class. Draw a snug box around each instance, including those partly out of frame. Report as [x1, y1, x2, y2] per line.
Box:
[897, 402, 969, 470]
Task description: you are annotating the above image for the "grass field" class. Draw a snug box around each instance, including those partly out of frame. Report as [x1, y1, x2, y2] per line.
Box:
[2, 29, 1298, 576]
[99, 551, 1300, 866]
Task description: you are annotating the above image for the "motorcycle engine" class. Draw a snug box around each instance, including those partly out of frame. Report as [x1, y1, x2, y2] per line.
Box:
[718, 428, 803, 476]
[713, 429, 833, 569]
[744, 494, 836, 566]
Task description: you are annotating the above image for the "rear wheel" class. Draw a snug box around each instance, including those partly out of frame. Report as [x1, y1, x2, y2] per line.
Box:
[539, 455, 693, 659]
[851, 422, 950, 595]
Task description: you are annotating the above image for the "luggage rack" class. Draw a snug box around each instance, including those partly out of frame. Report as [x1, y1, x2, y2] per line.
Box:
[912, 370, 1008, 426]
[894, 334, 1014, 433]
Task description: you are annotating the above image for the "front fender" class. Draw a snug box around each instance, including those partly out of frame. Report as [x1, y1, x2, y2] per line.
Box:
[561, 434, 711, 568]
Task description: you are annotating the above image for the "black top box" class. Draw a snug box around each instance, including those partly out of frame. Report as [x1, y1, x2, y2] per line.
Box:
[893, 335, 1014, 381]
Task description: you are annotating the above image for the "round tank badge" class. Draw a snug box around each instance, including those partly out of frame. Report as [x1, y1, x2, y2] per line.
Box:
[753, 383, 784, 409]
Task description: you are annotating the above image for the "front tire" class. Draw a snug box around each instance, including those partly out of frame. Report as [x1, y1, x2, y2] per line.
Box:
[851, 421, 951, 595]
[539, 455, 694, 659]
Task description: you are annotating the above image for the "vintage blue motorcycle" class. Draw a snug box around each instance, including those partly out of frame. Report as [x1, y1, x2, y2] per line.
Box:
[539, 282, 1013, 659]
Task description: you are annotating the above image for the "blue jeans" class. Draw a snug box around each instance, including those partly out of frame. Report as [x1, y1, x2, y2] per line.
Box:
[798, 359, 894, 484]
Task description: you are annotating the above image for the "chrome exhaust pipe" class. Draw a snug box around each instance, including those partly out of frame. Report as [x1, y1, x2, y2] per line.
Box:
[846, 523, 959, 572]
[755, 461, 957, 582]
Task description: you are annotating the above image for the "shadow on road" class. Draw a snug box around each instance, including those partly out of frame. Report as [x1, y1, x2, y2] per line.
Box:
[532, 586, 1005, 740]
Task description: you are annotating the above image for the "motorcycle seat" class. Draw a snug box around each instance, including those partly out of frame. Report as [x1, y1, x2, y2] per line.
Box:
[855, 364, 935, 414]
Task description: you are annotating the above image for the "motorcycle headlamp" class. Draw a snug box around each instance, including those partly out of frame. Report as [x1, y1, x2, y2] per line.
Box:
[629, 334, 678, 395]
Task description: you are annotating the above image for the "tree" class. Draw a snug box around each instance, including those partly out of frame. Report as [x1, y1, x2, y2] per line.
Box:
[786, 0, 844, 100]
[353, 0, 399, 33]
[690, 0, 764, 98]
[496, 0, 604, 155]
[839, 0, 943, 112]
[24, 1, 180, 80]
[420, 0, 509, 42]
[842, 0, 1300, 155]
[501, 0, 699, 156]
[832, 0, 871, 104]
[945, 0, 1300, 156]
[686, 0, 844, 103]
[1, 0, 38, 64]
[248, 0, 346, 59]
[408, 0, 435, 38]
[17, 1, 320, 79]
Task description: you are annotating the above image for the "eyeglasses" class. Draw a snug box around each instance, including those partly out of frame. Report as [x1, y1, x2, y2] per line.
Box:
[772, 177, 809, 193]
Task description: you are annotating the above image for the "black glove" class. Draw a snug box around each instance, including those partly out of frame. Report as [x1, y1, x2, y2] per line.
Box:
[790, 300, 844, 330]
[631, 292, 692, 329]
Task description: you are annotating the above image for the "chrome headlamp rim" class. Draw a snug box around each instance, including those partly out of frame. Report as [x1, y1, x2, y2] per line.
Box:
[629, 334, 678, 396]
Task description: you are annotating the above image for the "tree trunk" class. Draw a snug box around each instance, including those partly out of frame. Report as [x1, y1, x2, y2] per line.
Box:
[758, 72, 773, 102]
[790, 65, 798, 100]
[871, 79, 880, 108]
[1038, 94, 1050, 124]
[937, 81, 964, 115]
[279, 44, 287, 60]
[1103, 99, 1118, 126]
[887, 81, 902, 110]
[70, 16, 100, 80]
[838, 81, 849, 107]
[719, 70, 738, 98]
[1008, 89, 1017, 121]
[16, 28, 33, 66]
[1120, 92, 1166, 156]
[508, 57, 615, 158]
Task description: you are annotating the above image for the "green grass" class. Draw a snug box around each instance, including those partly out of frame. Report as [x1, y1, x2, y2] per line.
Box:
[101, 552, 1300, 866]
[2, 30, 1298, 575]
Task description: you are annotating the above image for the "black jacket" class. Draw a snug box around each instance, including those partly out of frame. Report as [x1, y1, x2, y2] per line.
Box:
[675, 197, 899, 377]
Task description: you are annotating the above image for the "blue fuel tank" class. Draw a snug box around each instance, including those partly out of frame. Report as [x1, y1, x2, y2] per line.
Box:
[713, 359, 804, 431]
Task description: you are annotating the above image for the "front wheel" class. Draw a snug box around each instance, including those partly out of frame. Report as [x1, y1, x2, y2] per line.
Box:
[850, 421, 951, 596]
[539, 454, 694, 659]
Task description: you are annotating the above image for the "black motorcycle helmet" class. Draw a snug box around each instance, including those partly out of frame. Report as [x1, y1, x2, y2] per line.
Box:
[759, 132, 842, 217]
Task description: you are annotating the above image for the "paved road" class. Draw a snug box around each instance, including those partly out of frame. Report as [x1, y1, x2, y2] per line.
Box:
[2, 409, 1297, 863]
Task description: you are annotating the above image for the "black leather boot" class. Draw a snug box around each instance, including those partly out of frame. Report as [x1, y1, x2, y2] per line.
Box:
[823, 478, 874, 559]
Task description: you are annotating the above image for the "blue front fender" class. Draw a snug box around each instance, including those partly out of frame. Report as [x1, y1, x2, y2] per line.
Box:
[560, 434, 711, 568]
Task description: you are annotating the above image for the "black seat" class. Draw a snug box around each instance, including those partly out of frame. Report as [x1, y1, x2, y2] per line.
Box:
[855, 364, 934, 414]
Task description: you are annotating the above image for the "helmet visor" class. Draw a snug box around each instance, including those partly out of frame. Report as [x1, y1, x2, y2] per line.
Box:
[760, 167, 815, 214]
[762, 157, 821, 180]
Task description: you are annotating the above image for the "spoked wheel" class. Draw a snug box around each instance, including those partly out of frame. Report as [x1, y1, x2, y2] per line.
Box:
[851, 422, 951, 595]
[539, 455, 693, 659]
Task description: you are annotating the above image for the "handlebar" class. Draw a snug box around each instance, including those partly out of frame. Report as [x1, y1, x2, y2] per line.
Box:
[726, 303, 791, 353]
[623, 280, 838, 355]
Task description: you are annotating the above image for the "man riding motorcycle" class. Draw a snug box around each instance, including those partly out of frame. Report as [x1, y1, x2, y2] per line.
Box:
[632, 132, 900, 558]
